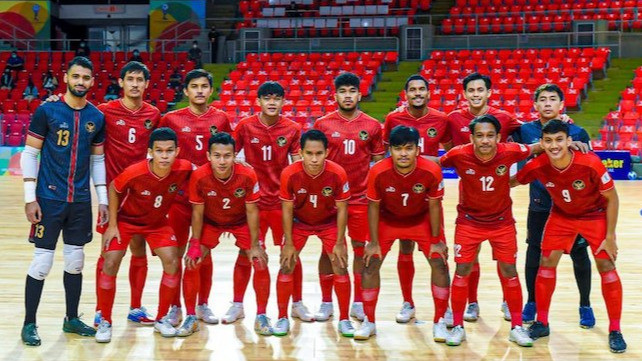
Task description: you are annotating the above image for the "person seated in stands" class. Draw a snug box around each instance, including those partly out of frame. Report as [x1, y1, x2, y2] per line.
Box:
[6, 51, 24, 72]
[76, 40, 91, 58]
[169, 68, 183, 91]
[42, 71, 58, 92]
[23, 77, 39, 101]
[129, 49, 144, 63]
[104, 77, 121, 101]
[1, 68, 15, 90]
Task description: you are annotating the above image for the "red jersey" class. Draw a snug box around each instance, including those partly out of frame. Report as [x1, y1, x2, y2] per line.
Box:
[98, 100, 161, 183]
[279, 160, 350, 229]
[234, 114, 301, 210]
[383, 107, 451, 157]
[189, 162, 260, 227]
[113, 159, 192, 227]
[447, 106, 522, 146]
[159, 106, 233, 166]
[440, 142, 531, 228]
[313, 110, 385, 205]
[516, 151, 614, 220]
[366, 157, 444, 226]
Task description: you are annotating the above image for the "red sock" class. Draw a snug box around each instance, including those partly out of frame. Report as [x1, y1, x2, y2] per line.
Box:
[182, 264, 200, 316]
[157, 272, 180, 320]
[353, 245, 364, 302]
[95, 256, 105, 312]
[292, 257, 303, 302]
[129, 255, 147, 309]
[468, 261, 480, 304]
[233, 253, 252, 303]
[334, 274, 351, 320]
[397, 253, 415, 307]
[496, 263, 507, 304]
[171, 258, 183, 308]
[97, 271, 116, 323]
[362, 287, 379, 322]
[252, 259, 271, 315]
[503, 276, 524, 327]
[198, 254, 213, 305]
[451, 274, 469, 327]
[535, 266, 556, 326]
[432, 284, 450, 323]
[600, 269, 622, 332]
[319, 273, 334, 302]
[277, 272, 293, 319]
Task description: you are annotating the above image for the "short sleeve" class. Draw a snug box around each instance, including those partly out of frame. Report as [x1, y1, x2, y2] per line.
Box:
[92, 115, 106, 146]
[511, 127, 523, 144]
[246, 169, 261, 203]
[335, 167, 351, 201]
[221, 114, 233, 134]
[515, 158, 539, 185]
[576, 128, 592, 149]
[439, 148, 456, 168]
[439, 123, 453, 144]
[365, 168, 381, 201]
[592, 158, 615, 192]
[427, 169, 444, 200]
[158, 114, 168, 128]
[188, 172, 204, 204]
[508, 142, 532, 163]
[506, 114, 523, 134]
[232, 122, 245, 152]
[382, 115, 393, 145]
[28, 106, 48, 140]
[289, 125, 302, 155]
[279, 168, 294, 201]
[112, 169, 131, 193]
[369, 124, 386, 155]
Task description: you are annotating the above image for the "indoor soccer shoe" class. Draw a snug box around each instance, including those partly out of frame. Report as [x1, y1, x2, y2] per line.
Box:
[509, 326, 534, 347]
[196, 304, 219, 324]
[528, 321, 550, 340]
[609, 331, 627, 353]
[522, 302, 536, 324]
[166, 305, 183, 327]
[63, 316, 96, 336]
[177, 315, 199, 337]
[95, 319, 112, 343]
[433, 318, 448, 343]
[291, 301, 315, 322]
[154, 316, 178, 337]
[501, 301, 511, 321]
[273, 317, 290, 336]
[350, 302, 365, 321]
[338, 319, 355, 338]
[463, 302, 480, 322]
[222, 302, 245, 324]
[314, 302, 334, 321]
[395, 302, 416, 323]
[93, 310, 102, 327]
[254, 314, 274, 336]
[579, 306, 595, 329]
[127, 307, 155, 325]
[446, 325, 466, 346]
[354, 316, 376, 340]
[21, 323, 41, 346]
[444, 308, 454, 328]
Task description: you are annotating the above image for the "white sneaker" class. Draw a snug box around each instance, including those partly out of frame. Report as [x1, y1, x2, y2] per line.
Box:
[273, 317, 290, 336]
[254, 314, 273, 336]
[433, 318, 448, 343]
[95, 319, 112, 343]
[166, 305, 183, 327]
[154, 316, 177, 337]
[444, 308, 454, 328]
[196, 304, 219, 324]
[314, 302, 334, 321]
[464, 302, 480, 322]
[446, 325, 466, 346]
[509, 325, 534, 347]
[395, 302, 416, 323]
[338, 319, 355, 338]
[350, 302, 365, 321]
[291, 301, 315, 322]
[501, 301, 512, 321]
[354, 316, 376, 340]
[222, 302, 245, 324]
[177, 315, 199, 337]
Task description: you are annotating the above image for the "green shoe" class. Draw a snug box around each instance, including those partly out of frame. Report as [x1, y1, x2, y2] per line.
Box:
[21, 323, 41, 346]
[63, 317, 96, 336]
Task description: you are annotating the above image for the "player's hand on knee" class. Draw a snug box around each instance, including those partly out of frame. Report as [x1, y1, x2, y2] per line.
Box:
[331, 243, 348, 269]
[103, 226, 121, 250]
[97, 204, 109, 226]
[25, 201, 42, 224]
[430, 241, 449, 264]
[596, 234, 618, 262]
[248, 246, 268, 268]
[364, 242, 381, 267]
[280, 243, 296, 268]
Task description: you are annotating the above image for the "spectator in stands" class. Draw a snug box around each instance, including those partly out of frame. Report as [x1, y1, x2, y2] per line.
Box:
[208, 26, 220, 63]
[42, 71, 58, 92]
[23, 77, 39, 101]
[129, 49, 144, 63]
[169, 68, 183, 92]
[104, 77, 121, 101]
[188, 41, 203, 69]
[287, 1, 301, 17]
[6, 51, 24, 72]
[1, 68, 15, 90]
[76, 40, 91, 58]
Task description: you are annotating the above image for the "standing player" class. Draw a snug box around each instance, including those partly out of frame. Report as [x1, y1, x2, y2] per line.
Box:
[159, 69, 233, 326]
[355, 126, 449, 341]
[446, 72, 523, 322]
[95, 128, 192, 342]
[511, 84, 594, 326]
[229, 81, 311, 323]
[382, 74, 451, 324]
[274, 130, 354, 337]
[179, 132, 272, 336]
[439, 115, 534, 347]
[20, 57, 104, 346]
[512, 120, 626, 353]
[313, 73, 385, 322]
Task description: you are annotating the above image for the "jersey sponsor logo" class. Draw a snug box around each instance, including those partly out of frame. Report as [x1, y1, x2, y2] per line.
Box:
[144, 119, 153, 129]
[253, 182, 260, 193]
[331, 131, 341, 138]
[465, 168, 476, 175]
[277, 136, 287, 147]
[427, 127, 437, 138]
[412, 183, 425, 193]
[297, 188, 307, 194]
[545, 182, 555, 188]
[207, 190, 217, 197]
[116, 119, 126, 126]
[438, 180, 444, 191]
[234, 187, 246, 197]
[460, 126, 469, 132]
[572, 179, 586, 190]
[322, 186, 333, 197]
[182, 126, 191, 132]
[141, 190, 151, 196]
[496, 165, 508, 176]
[358, 130, 369, 141]
[251, 137, 260, 144]
[385, 186, 396, 192]
[210, 125, 218, 135]
[342, 182, 350, 193]
[169, 183, 178, 192]
[601, 172, 611, 184]
[85, 121, 96, 133]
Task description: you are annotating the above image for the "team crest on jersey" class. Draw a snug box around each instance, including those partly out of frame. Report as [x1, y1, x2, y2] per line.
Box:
[85, 121, 96, 133]
[496, 165, 508, 176]
[169, 183, 178, 192]
[359, 130, 369, 141]
[412, 183, 425, 193]
[277, 136, 287, 147]
[572, 180, 586, 190]
[234, 188, 246, 197]
[427, 127, 437, 138]
[322, 186, 333, 197]
[144, 119, 153, 129]
[210, 125, 218, 135]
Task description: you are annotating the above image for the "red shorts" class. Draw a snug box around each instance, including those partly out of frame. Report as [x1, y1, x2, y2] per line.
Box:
[106, 221, 177, 252]
[347, 204, 369, 242]
[259, 208, 284, 246]
[292, 225, 338, 254]
[542, 212, 610, 259]
[201, 222, 263, 250]
[168, 202, 191, 248]
[454, 223, 517, 264]
[378, 218, 442, 259]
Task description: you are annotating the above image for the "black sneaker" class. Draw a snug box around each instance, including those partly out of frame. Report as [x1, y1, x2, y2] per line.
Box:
[21, 323, 41, 346]
[609, 331, 627, 353]
[63, 316, 96, 336]
[528, 321, 550, 340]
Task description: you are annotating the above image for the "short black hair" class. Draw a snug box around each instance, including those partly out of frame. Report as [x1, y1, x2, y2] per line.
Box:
[469, 114, 501, 134]
[300, 129, 328, 149]
[389, 125, 420, 147]
[208, 131, 236, 151]
[404, 74, 429, 91]
[67, 56, 93, 72]
[185, 69, 213, 87]
[462, 72, 492, 91]
[541, 119, 569, 136]
[334, 72, 360, 90]
[149, 127, 178, 148]
[120, 61, 150, 81]
[534, 83, 564, 101]
[257, 81, 285, 98]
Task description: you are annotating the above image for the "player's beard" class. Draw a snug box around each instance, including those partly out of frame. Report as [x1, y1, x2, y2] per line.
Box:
[338, 103, 357, 113]
[68, 83, 88, 98]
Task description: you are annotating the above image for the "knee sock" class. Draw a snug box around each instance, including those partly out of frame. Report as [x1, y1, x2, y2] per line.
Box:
[198, 254, 213, 305]
[292, 257, 303, 303]
[535, 266, 556, 326]
[182, 264, 200, 316]
[451, 274, 469, 327]
[252, 259, 271, 315]
[352, 245, 364, 303]
[24, 276, 44, 325]
[468, 262, 480, 304]
[233, 253, 252, 303]
[171, 258, 183, 308]
[95, 256, 105, 311]
[276, 273, 293, 319]
[319, 273, 334, 303]
[362, 287, 380, 322]
[600, 269, 622, 332]
[502, 276, 524, 327]
[129, 255, 147, 309]
[334, 274, 351, 320]
[432, 284, 450, 323]
[157, 272, 180, 320]
[97, 272, 116, 324]
[397, 253, 415, 307]
[63, 272, 82, 320]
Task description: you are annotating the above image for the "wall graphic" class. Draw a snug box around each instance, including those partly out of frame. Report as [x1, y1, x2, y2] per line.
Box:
[149, 1, 204, 52]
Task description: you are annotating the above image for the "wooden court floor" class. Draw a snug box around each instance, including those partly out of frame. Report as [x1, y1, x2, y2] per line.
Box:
[0, 176, 640, 361]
